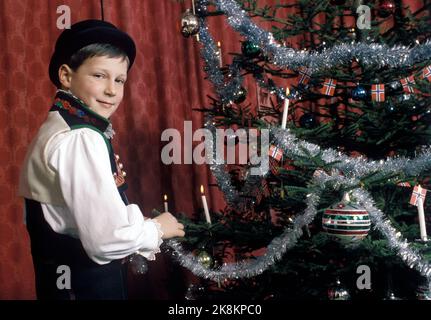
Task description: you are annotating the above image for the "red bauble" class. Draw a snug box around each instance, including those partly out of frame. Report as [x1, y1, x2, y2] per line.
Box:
[378, 0, 396, 18]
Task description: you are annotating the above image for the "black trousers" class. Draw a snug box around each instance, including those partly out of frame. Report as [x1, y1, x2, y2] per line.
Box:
[25, 199, 128, 300]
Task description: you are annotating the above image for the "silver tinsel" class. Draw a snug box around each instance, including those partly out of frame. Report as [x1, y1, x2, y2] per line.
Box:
[167, 170, 431, 282]
[214, 0, 431, 72]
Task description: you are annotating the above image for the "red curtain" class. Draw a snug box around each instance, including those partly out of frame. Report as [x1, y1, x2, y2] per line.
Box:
[0, 0, 422, 299]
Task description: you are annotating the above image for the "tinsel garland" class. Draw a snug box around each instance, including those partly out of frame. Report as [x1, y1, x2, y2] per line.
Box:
[206, 122, 431, 208]
[167, 169, 431, 281]
[162, 0, 431, 283]
[214, 0, 431, 72]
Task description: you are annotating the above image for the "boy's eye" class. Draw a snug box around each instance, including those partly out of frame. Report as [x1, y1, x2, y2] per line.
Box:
[116, 79, 126, 84]
[93, 73, 105, 78]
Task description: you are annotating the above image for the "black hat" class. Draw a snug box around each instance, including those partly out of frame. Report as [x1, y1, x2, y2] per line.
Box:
[49, 19, 136, 88]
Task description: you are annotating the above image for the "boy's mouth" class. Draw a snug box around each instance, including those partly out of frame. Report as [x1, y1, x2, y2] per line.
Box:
[97, 100, 115, 108]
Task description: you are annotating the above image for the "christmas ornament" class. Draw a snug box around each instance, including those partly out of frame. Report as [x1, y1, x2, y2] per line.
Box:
[241, 41, 261, 58]
[422, 65, 431, 82]
[328, 279, 350, 300]
[299, 113, 317, 129]
[378, 0, 396, 18]
[268, 145, 283, 162]
[400, 76, 417, 94]
[128, 254, 148, 275]
[389, 81, 401, 90]
[371, 84, 385, 102]
[232, 86, 247, 104]
[322, 192, 371, 242]
[297, 67, 311, 85]
[351, 85, 367, 101]
[321, 78, 337, 96]
[197, 250, 214, 268]
[181, 9, 200, 37]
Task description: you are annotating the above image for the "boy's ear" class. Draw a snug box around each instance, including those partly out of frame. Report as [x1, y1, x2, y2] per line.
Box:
[58, 64, 74, 89]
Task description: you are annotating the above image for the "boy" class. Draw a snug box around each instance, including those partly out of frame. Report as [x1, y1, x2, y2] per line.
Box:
[18, 20, 185, 300]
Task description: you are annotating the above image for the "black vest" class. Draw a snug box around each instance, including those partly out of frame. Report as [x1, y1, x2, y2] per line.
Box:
[26, 91, 129, 300]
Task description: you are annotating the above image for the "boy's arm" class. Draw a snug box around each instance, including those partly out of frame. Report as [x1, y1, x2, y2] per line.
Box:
[47, 128, 163, 265]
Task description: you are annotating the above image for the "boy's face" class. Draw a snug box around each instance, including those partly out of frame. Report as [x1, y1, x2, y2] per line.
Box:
[59, 55, 128, 119]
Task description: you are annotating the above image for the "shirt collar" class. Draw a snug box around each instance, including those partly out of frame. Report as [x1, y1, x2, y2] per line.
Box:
[53, 90, 115, 138]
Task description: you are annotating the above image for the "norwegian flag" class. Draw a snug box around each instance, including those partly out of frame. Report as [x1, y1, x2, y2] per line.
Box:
[371, 84, 385, 102]
[410, 185, 427, 206]
[268, 145, 283, 162]
[400, 76, 417, 94]
[320, 78, 337, 96]
[422, 65, 431, 82]
[298, 67, 311, 85]
[397, 182, 412, 187]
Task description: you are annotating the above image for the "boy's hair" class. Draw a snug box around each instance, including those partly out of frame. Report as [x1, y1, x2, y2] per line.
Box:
[67, 43, 130, 72]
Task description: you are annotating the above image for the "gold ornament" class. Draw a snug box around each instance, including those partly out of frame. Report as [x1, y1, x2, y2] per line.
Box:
[197, 250, 213, 268]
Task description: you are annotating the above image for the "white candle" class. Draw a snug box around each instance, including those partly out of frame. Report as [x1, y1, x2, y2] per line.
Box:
[163, 194, 169, 212]
[281, 87, 290, 129]
[417, 187, 428, 241]
[217, 41, 223, 67]
[200, 185, 212, 224]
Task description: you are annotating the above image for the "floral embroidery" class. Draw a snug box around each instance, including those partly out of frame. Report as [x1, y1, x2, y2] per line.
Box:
[54, 98, 95, 125]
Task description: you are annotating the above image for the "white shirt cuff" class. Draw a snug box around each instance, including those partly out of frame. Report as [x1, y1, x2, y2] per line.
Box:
[136, 219, 164, 261]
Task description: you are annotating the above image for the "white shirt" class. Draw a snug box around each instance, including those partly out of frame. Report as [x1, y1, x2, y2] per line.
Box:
[38, 127, 162, 265]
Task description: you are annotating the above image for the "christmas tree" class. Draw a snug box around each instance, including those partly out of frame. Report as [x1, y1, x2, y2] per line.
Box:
[166, 0, 431, 300]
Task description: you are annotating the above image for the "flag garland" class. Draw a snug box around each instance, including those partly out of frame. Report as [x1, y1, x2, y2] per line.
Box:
[410, 185, 427, 207]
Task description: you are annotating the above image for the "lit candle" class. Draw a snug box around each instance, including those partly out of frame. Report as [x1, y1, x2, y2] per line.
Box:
[281, 87, 290, 129]
[217, 41, 223, 67]
[417, 186, 428, 241]
[163, 194, 169, 212]
[200, 185, 212, 224]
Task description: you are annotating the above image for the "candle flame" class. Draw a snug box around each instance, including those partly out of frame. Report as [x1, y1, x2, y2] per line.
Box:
[200, 185, 204, 194]
[285, 87, 290, 96]
[164, 194, 168, 201]
[217, 41, 221, 48]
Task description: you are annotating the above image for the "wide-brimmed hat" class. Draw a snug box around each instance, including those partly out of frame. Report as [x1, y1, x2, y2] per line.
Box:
[49, 19, 136, 87]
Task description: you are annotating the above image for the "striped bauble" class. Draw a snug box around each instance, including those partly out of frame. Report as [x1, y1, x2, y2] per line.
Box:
[322, 194, 371, 242]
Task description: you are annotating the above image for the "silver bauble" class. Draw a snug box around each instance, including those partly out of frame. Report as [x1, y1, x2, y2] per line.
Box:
[181, 9, 200, 38]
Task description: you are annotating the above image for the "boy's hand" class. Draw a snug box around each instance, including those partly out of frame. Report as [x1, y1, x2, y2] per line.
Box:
[153, 212, 185, 239]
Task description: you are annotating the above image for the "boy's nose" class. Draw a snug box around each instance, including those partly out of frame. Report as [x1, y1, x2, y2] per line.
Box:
[104, 82, 116, 96]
